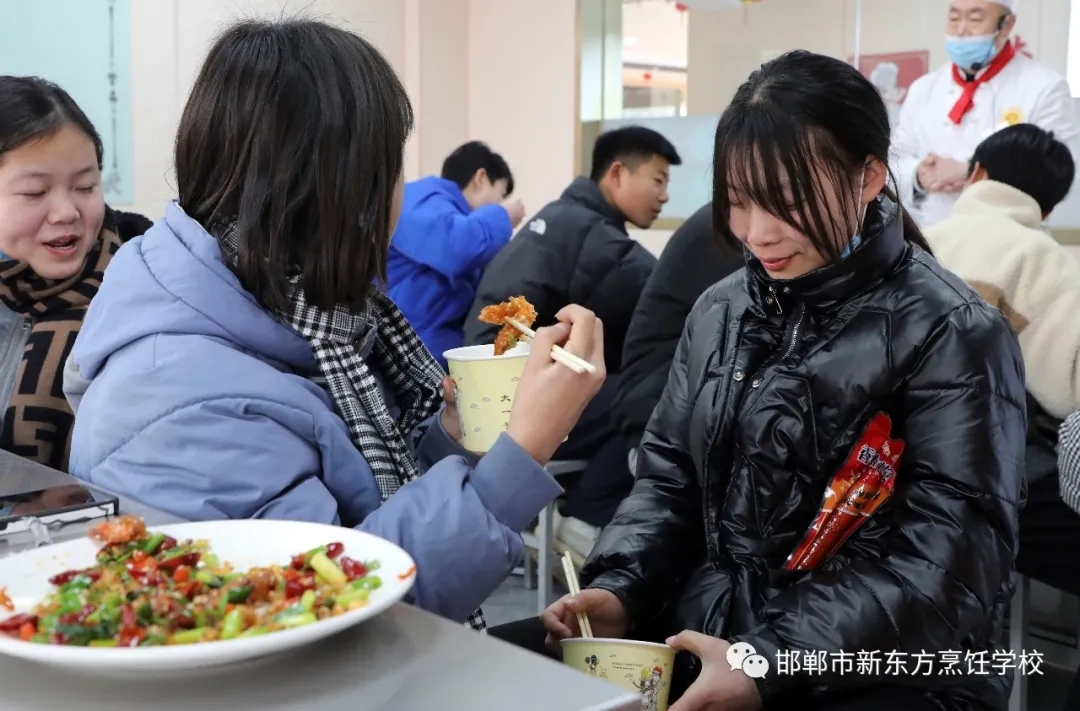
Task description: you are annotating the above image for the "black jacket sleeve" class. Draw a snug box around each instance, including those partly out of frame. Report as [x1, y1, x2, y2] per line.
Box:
[579, 292, 715, 619]
[731, 302, 1026, 700]
[570, 222, 656, 373]
[612, 206, 743, 446]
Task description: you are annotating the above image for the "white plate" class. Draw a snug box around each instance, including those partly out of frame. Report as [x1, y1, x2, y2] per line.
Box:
[0, 519, 415, 673]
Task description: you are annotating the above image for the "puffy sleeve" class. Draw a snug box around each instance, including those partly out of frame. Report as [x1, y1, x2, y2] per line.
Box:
[732, 302, 1026, 700]
[579, 293, 713, 620]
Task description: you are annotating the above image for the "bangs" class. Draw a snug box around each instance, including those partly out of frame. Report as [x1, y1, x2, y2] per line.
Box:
[713, 104, 860, 260]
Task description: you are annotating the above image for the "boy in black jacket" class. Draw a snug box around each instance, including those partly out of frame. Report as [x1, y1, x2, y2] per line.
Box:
[465, 126, 680, 556]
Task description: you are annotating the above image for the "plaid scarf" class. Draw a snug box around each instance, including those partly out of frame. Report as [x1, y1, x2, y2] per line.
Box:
[216, 225, 485, 632]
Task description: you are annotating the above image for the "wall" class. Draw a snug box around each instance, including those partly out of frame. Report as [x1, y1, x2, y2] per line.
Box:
[118, 0, 581, 224]
[467, 0, 580, 219]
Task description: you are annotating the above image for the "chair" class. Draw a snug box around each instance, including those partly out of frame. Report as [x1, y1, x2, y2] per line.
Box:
[520, 459, 589, 615]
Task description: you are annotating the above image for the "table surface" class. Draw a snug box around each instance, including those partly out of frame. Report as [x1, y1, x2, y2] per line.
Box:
[0, 456, 641, 711]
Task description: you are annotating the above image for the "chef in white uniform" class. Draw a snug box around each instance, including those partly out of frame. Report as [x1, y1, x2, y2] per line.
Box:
[892, 0, 1079, 227]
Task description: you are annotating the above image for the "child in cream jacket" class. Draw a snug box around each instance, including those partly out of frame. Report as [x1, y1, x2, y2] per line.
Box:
[925, 123, 1078, 419]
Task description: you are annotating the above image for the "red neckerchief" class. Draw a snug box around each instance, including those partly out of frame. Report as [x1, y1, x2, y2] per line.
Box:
[948, 40, 1016, 124]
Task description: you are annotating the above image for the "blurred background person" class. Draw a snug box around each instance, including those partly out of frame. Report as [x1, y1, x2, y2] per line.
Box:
[388, 141, 524, 367]
[924, 124, 1080, 613]
[891, 0, 1078, 227]
[611, 202, 743, 476]
[465, 125, 681, 558]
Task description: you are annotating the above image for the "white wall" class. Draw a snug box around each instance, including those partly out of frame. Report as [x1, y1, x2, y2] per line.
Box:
[123, 0, 409, 218]
[118, 0, 581, 224]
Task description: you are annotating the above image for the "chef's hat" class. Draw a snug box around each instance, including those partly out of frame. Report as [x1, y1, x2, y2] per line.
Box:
[997, 0, 1018, 12]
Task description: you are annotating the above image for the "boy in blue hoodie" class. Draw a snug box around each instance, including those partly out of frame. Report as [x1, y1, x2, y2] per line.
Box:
[388, 142, 524, 366]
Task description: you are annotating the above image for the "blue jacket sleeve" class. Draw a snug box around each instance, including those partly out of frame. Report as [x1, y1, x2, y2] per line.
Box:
[76, 398, 560, 624]
[361, 434, 561, 621]
[394, 197, 513, 277]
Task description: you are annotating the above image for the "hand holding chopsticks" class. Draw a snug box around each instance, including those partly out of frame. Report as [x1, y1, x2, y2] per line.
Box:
[561, 552, 593, 638]
[505, 318, 597, 374]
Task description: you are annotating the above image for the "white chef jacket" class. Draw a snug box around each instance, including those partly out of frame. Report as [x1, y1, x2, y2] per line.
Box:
[891, 53, 1080, 228]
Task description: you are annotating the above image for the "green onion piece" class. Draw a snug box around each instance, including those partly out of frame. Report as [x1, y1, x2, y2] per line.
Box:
[219, 609, 246, 640]
[335, 587, 370, 607]
[349, 576, 382, 591]
[226, 586, 252, 604]
[275, 611, 318, 629]
[170, 628, 209, 645]
[309, 552, 347, 587]
[194, 570, 224, 587]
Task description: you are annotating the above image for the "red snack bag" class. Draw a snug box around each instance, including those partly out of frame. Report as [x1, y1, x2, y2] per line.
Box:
[816, 439, 902, 565]
[785, 413, 904, 570]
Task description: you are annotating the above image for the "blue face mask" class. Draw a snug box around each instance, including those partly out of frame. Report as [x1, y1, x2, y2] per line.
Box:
[946, 33, 998, 71]
[840, 169, 868, 259]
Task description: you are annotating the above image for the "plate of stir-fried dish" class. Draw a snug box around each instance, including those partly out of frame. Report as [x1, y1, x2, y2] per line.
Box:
[0, 516, 416, 672]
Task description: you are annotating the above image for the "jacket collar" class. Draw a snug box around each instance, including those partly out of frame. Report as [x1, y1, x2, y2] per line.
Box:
[745, 195, 909, 315]
[950, 180, 1043, 230]
[561, 177, 627, 234]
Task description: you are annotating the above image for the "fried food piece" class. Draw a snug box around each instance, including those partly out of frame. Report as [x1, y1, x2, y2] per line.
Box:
[478, 296, 538, 356]
[89, 515, 147, 545]
[0, 587, 12, 612]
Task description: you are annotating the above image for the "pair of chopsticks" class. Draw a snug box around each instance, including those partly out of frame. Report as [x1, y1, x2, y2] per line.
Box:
[505, 318, 597, 374]
[561, 551, 593, 638]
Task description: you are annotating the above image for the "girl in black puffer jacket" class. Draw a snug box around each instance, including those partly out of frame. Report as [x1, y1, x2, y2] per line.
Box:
[515, 51, 1027, 711]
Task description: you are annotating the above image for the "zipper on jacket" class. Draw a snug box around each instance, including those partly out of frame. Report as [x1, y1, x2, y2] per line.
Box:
[766, 285, 783, 315]
[781, 306, 806, 359]
[736, 303, 806, 418]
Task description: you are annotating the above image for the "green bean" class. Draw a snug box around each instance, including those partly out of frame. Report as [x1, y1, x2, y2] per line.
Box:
[141, 532, 166, 554]
[240, 626, 269, 638]
[88, 638, 118, 647]
[300, 589, 316, 612]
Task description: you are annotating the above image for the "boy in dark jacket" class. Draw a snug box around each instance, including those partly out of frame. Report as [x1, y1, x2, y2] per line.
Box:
[464, 126, 681, 555]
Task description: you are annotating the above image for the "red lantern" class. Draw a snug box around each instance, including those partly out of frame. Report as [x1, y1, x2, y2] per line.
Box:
[643, 71, 653, 81]
[674, 2, 688, 10]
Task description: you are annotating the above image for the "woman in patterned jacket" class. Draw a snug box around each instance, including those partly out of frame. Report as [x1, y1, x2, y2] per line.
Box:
[0, 76, 150, 474]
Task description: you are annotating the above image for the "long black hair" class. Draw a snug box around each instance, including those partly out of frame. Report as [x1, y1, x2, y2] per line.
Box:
[175, 19, 413, 313]
[0, 76, 103, 167]
[712, 50, 931, 260]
